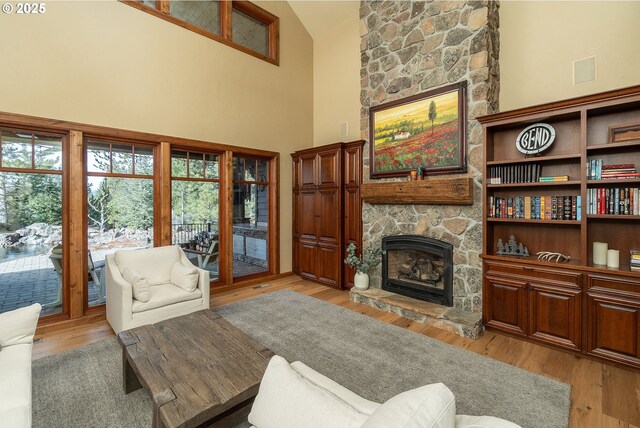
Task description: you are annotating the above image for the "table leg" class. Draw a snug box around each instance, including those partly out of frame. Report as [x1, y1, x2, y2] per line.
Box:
[152, 404, 166, 428]
[123, 349, 142, 394]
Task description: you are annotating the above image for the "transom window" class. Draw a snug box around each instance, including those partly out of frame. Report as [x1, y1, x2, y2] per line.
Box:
[122, 0, 279, 64]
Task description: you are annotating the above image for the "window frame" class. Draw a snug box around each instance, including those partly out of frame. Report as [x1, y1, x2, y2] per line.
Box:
[120, 0, 279, 65]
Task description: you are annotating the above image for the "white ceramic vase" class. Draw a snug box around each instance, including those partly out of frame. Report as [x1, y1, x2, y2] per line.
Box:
[354, 271, 370, 290]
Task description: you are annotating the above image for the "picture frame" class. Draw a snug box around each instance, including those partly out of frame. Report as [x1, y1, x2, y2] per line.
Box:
[369, 81, 467, 179]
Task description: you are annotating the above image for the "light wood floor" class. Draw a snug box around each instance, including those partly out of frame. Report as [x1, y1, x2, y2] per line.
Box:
[33, 276, 640, 428]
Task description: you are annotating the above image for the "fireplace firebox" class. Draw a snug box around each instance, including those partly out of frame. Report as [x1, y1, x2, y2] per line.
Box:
[381, 235, 453, 306]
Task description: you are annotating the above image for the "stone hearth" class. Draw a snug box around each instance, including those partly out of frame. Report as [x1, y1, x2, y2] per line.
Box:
[350, 288, 482, 339]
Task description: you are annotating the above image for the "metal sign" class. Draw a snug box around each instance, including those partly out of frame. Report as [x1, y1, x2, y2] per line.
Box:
[515, 123, 556, 155]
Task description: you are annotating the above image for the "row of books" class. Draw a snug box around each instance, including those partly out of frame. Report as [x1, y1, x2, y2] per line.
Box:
[587, 160, 639, 180]
[488, 163, 541, 184]
[631, 250, 640, 271]
[586, 187, 640, 215]
[489, 195, 582, 220]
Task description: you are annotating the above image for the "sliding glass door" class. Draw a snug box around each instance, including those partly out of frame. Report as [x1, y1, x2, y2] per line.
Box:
[85, 139, 156, 307]
[232, 156, 270, 278]
[0, 129, 64, 316]
[171, 150, 220, 281]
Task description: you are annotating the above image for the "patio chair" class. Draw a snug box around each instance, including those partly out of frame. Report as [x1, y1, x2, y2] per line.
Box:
[46, 246, 106, 308]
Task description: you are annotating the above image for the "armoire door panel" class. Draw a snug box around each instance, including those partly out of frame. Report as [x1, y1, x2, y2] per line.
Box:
[299, 241, 317, 280]
[318, 150, 340, 187]
[298, 191, 317, 240]
[300, 154, 316, 187]
[292, 157, 300, 189]
[344, 146, 360, 186]
[292, 237, 299, 274]
[344, 188, 360, 243]
[317, 245, 341, 288]
[318, 190, 340, 244]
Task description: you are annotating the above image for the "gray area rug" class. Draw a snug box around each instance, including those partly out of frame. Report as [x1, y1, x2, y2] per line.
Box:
[33, 290, 570, 427]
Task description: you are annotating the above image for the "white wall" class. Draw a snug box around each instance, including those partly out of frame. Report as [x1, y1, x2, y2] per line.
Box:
[0, 0, 314, 272]
[500, 1, 640, 111]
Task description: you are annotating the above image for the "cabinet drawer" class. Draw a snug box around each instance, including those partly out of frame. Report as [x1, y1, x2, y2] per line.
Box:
[588, 274, 640, 299]
[485, 260, 582, 289]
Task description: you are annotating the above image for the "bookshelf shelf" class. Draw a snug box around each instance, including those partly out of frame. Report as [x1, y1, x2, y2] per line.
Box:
[480, 86, 640, 370]
[486, 154, 581, 166]
[486, 218, 581, 225]
[487, 181, 581, 188]
[587, 140, 640, 152]
[587, 178, 640, 185]
[586, 214, 640, 220]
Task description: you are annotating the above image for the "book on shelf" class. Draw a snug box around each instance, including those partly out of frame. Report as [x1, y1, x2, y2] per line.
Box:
[488, 163, 541, 184]
[488, 195, 580, 220]
[588, 160, 638, 180]
[587, 186, 640, 215]
[539, 176, 569, 182]
[630, 250, 640, 270]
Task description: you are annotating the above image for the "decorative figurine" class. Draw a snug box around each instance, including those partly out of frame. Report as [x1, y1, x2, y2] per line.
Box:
[497, 235, 529, 257]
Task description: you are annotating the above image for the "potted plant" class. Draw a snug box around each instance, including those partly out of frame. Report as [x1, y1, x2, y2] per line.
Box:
[344, 243, 384, 290]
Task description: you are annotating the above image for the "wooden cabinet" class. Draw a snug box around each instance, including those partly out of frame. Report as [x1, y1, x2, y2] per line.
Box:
[291, 141, 364, 289]
[480, 86, 640, 369]
[484, 261, 582, 350]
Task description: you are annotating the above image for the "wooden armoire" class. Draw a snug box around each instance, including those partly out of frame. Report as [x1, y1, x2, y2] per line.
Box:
[291, 141, 364, 289]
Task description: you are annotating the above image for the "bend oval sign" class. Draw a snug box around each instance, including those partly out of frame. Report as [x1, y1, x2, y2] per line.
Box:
[515, 123, 556, 155]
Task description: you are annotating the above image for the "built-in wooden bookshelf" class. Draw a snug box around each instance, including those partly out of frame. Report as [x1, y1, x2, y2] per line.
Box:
[479, 86, 640, 369]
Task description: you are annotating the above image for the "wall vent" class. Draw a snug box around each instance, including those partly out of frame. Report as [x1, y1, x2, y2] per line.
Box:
[573, 56, 596, 86]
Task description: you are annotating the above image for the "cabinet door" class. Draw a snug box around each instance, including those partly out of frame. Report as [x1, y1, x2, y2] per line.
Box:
[298, 191, 317, 241]
[318, 189, 340, 245]
[299, 153, 316, 188]
[484, 274, 528, 336]
[343, 188, 360, 289]
[529, 282, 581, 351]
[298, 240, 317, 281]
[587, 292, 640, 367]
[318, 149, 340, 187]
[317, 244, 341, 288]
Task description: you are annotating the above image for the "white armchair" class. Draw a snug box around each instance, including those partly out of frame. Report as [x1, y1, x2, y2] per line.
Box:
[106, 245, 210, 334]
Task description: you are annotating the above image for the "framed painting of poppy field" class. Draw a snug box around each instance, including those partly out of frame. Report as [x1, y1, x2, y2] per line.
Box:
[369, 81, 467, 179]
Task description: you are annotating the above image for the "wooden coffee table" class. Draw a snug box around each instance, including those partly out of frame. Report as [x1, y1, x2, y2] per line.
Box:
[117, 310, 273, 428]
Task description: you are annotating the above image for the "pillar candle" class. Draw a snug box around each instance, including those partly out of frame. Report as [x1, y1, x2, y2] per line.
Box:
[593, 242, 608, 265]
[607, 249, 620, 269]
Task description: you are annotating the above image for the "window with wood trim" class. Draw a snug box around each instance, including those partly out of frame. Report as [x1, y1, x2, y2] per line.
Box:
[171, 149, 221, 281]
[232, 155, 270, 278]
[85, 139, 156, 308]
[0, 128, 65, 317]
[122, 0, 279, 64]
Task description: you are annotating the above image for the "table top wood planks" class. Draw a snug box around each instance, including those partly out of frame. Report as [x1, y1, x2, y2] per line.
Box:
[117, 310, 273, 428]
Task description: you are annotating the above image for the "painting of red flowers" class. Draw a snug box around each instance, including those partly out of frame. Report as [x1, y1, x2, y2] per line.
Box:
[369, 82, 467, 179]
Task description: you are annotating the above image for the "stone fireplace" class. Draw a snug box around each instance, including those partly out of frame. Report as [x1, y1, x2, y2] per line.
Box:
[382, 235, 453, 306]
[349, 0, 500, 339]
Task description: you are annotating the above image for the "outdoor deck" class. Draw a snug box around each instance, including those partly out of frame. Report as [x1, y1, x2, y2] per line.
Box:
[0, 251, 262, 315]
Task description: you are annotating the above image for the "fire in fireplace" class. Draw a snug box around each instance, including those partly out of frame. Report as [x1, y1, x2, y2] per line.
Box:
[381, 235, 453, 306]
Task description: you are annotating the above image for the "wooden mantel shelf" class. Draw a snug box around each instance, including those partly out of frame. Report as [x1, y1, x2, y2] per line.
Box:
[361, 177, 474, 205]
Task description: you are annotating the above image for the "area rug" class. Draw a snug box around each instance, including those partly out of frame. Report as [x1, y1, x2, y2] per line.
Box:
[33, 290, 570, 427]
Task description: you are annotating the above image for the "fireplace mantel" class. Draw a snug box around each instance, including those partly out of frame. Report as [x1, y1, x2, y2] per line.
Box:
[361, 177, 474, 205]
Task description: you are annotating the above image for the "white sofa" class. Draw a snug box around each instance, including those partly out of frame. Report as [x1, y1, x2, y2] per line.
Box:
[106, 245, 210, 334]
[0, 303, 41, 428]
[249, 355, 521, 428]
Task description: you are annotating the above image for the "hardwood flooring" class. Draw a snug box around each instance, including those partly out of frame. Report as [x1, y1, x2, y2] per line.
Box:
[33, 275, 640, 428]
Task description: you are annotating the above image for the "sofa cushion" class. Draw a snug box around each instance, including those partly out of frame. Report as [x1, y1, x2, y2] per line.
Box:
[131, 283, 202, 314]
[0, 405, 30, 428]
[0, 344, 32, 416]
[170, 262, 199, 292]
[362, 383, 456, 428]
[115, 246, 181, 286]
[248, 355, 369, 428]
[0, 303, 41, 348]
[122, 267, 151, 303]
[455, 415, 522, 428]
[290, 361, 380, 415]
